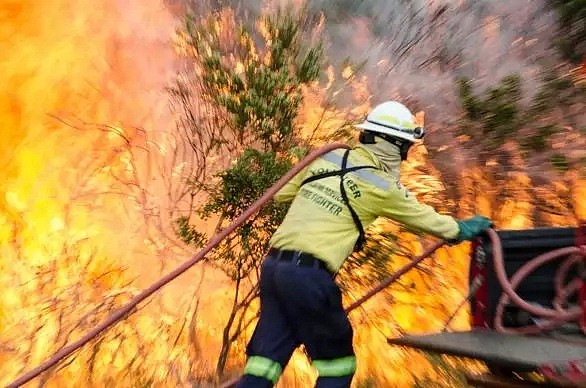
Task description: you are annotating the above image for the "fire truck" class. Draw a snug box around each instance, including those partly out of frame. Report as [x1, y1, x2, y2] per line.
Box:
[389, 226, 586, 387]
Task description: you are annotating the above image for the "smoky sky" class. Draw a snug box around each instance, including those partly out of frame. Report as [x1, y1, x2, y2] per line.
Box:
[181, 0, 559, 122]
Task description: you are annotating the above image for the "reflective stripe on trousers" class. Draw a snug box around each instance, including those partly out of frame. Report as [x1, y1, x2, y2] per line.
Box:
[242, 354, 356, 382]
[243, 356, 283, 384]
[313, 355, 356, 377]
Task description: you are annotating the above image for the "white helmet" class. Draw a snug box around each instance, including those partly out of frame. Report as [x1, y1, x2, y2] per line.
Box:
[355, 101, 425, 142]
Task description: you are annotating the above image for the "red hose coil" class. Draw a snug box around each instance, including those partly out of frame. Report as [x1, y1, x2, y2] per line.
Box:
[487, 228, 586, 335]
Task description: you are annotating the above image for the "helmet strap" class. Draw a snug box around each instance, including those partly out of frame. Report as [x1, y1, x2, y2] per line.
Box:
[390, 138, 413, 161]
[358, 131, 377, 144]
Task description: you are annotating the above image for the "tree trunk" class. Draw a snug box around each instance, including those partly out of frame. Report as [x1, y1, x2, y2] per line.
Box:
[216, 275, 242, 378]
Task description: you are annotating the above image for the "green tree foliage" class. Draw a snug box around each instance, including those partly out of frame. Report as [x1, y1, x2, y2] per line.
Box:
[170, 5, 324, 377]
[199, 149, 292, 278]
[183, 6, 322, 153]
[457, 75, 522, 149]
[457, 66, 584, 170]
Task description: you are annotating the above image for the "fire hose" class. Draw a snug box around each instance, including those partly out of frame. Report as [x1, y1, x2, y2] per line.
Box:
[6, 142, 585, 387]
[490, 227, 586, 336]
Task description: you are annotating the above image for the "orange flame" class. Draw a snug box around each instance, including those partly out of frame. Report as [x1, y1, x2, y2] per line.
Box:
[5, 1, 578, 386]
[0, 0, 200, 385]
[0, 1, 478, 383]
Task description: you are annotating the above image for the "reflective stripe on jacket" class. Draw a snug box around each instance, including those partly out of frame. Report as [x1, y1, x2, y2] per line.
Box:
[269, 146, 460, 272]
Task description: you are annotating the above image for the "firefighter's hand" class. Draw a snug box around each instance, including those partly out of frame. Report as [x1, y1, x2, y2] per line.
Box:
[454, 215, 493, 242]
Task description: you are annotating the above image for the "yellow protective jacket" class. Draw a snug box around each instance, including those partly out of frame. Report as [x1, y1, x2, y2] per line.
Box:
[269, 146, 460, 272]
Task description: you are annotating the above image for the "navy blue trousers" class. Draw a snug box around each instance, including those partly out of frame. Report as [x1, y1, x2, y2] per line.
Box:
[236, 254, 355, 388]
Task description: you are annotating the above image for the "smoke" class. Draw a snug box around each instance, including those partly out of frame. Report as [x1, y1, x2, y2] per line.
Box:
[313, 0, 557, 114]
[184, 0, 559, 124]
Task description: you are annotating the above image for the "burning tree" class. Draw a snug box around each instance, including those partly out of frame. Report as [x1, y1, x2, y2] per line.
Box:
[454, 66, 585, 228]
[170, 5, 329, 377]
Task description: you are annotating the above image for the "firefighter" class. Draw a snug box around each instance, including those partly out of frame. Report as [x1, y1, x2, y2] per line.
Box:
[237, 101, 493, 388]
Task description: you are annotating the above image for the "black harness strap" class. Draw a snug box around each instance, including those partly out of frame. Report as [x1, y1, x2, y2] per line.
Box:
[300, 165, 373, 186]
[300, 149, 377, 252]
